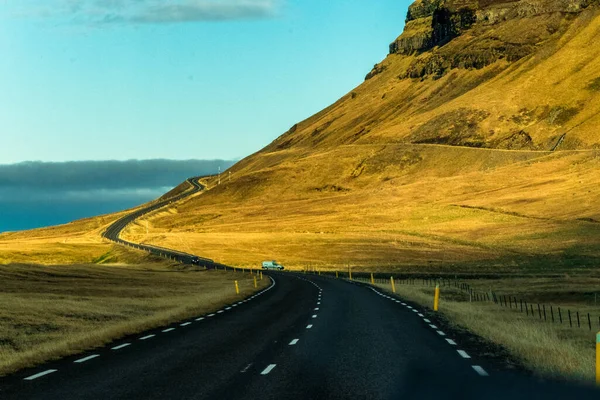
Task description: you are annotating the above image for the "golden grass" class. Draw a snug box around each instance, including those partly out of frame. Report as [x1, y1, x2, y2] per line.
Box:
[353, 276, 598, 381]
[118, 145, 600, 269]
[0, 262, 268, 376]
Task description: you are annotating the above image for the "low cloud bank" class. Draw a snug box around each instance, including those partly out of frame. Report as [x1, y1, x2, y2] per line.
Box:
[0, 159, 235, 232]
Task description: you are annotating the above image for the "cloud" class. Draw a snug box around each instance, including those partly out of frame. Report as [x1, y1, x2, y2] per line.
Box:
[0, 159, 235, 199]
[10, 0, 281, 25]
[0, 159, 236, 232]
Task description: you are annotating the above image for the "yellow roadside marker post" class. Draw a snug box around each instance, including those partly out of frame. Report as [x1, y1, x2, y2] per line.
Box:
[254, 276, 258, 288]
[370, 273, 375, 285]
[235, 281, 240, 295]
[318, 269, 321, 276]
[391, 276, 396, 293]
[336, 271, 339, 279]
[434, 284, 440, 312]
[260, 271, 263, 280]
[597, 332, 600, 385]
[349, 267, 353, 281]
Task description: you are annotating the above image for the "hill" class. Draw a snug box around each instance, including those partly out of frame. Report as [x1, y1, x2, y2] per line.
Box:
[3, 0, 600, 271]
[118, 0, 600, 271]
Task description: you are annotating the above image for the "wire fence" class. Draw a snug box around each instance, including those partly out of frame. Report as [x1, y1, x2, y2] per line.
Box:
[311, 270, 600, 331]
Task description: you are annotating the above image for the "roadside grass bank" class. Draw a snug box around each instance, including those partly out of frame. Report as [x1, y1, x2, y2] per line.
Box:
[350, 275, 597, 382]
[0, 263, 268, 376]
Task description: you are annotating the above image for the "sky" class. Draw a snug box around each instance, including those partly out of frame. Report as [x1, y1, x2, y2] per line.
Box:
[0, 0, 410, 164]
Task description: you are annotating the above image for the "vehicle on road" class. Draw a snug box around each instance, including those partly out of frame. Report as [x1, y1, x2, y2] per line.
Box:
[262, 260, 284, 270]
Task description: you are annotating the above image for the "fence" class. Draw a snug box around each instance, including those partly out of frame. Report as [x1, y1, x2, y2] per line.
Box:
[311, 270, 600, 332]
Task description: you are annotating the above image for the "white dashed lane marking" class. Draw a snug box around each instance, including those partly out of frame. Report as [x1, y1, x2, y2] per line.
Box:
[195, 317, 205, 321]
[163, 328, 176, 333]
[139, 334, 155, 341]
[207, 314, 216, 317]
[112, 343, 131, 350]
[261, 364, 277, 375]
[457, 350, 471, 359]
[472, 366, 489, 376]
[446, 339, 457, 346]
[74, 354, 100, 364]
[180, 322, 192, 327]
[429, 324, 438, 329]
[437, 331, 446, 336]
[312, 315, 318, 318]
[306, 324, 313, 329]
[24, 369, 58, 381]
[289, 339, 299, 345]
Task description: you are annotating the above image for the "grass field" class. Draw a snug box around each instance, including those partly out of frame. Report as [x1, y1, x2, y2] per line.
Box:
[0, 261, 268, 376]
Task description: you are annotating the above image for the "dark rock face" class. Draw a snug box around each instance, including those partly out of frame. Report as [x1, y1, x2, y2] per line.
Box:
[388, 0, 597, 79]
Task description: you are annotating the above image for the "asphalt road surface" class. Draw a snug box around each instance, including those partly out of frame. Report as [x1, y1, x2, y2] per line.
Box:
[3, 273, 598, 399]
[102, 176, 217, 267]
[4, 177, 599, 399]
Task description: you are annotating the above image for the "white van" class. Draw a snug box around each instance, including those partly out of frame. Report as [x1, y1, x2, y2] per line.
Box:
[262, 260, 284, 270]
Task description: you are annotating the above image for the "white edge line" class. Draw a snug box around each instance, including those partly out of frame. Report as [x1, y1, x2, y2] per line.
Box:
[472, 365, 489, 376]
[24, 369, 58, 381]
[74, 354, 100, 364]
[458, 350, 471, 359]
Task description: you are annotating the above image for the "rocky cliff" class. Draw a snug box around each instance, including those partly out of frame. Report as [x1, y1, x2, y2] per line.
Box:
[385, 0, 596, 79]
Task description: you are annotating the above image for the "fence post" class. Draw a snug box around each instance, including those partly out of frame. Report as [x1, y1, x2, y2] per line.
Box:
[254, 276, 257, 288]
[559, 307, 563, 324]
[538, 304, 542, 319]
[543, 305, 547, 321]
[551, 306, 554, 323]
[525, 301, 529, 316]
[530, 304, 534, 317]
[569, 310, 573, 327]
[577, 311, 581, 328]
[589, 313, 592, 331]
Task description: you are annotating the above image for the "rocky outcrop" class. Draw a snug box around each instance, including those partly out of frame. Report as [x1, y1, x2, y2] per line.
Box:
[389, 0, 598, 78]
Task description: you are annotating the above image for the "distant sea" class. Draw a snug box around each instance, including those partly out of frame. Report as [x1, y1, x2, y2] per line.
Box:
[0, 159, 235, 234]
[0, 196, 166, 233]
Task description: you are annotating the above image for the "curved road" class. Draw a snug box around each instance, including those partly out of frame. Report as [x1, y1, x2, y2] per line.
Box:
[102, 176, 217, 267]
[2, 179, 598, 399]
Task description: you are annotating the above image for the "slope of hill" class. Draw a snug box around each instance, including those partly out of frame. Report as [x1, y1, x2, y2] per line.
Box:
[119, 0, 600, 271]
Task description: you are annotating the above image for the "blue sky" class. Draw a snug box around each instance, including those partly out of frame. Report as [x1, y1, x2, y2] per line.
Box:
[0, 0, 410, 163]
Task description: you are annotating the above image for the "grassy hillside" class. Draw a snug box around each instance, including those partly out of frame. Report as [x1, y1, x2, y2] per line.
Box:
[120, 2, 600, 270]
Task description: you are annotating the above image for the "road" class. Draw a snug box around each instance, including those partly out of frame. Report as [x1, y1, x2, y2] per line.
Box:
[3, 178, 598, 399]
[4, 272, 598, 399]
[102, 176, 217, 267]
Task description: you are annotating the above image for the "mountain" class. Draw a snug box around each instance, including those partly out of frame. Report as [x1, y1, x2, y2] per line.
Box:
[117, 0, 600, 271]
[5, 0, 600, 270]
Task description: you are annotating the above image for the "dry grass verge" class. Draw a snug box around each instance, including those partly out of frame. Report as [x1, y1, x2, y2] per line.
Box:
[0, 263, 268, 376]
[353, 277, 595, 382]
